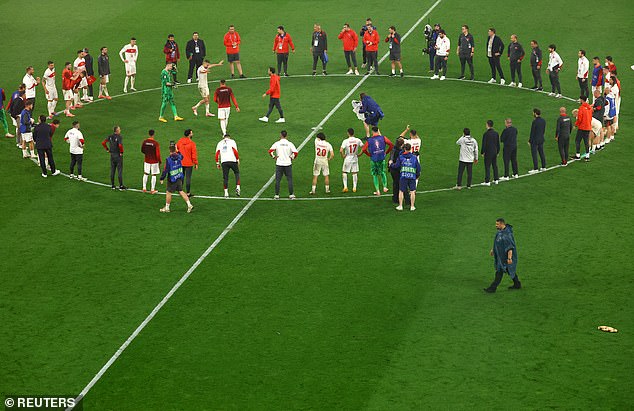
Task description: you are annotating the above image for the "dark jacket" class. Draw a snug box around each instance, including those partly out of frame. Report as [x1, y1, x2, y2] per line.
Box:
[500, 126, 518, 150]
[507, 42, 525, 62]
[530, 117, 546, 144]
[84, 53, 94, 76]
[481, 128, 500, 155]
[311, 30, 328, 53]
[185, 39, 206, 59]
[530, 47, 542, 68]
[10, 94, 25, 118]
[33, 123, 53, 150]
[98, 54, 110, 76]
[486, 35, 504, 57]
[458, 33, 474, 56]
[555, 115, 573, 140]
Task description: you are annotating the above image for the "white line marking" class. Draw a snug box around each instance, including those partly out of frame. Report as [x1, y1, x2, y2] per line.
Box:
[67, 2, 445, 407]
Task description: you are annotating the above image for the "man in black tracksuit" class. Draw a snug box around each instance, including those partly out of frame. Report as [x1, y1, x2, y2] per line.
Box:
[486, 28, 505, 83]
[555, 107, 573, 165]
[500, 118, 519, 179]
[186, 32, 206, 83]
[84, 48, 95, 99]
[529, 108, 546, 172]
[481, 120, 500, 184]
[102, 125, 127, 190]
[507, 35, 525, 86]
[457, 25, 475, 80]
[529, 40, 543, 90]
[311, 24, 328, 75]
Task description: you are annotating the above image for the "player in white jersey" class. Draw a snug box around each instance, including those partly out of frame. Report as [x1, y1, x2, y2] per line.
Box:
[399, 124, 422, 186]
[215, 134, 241, 197]
[22, 66, 40, 108]
[119, 37, 138, 92]
[339, 127, 363, 192]
[42, 61, 58, 118]
[192, 59, 223, 117]
[310, 132, 334, 195]
[73, 49, 89, 102]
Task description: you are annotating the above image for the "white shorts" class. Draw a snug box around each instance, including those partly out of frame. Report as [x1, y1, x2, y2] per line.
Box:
[22, 132, 33, 142]
[199, 86, 209, 98]
[313, 159, 330, 176]
[63, 89, 74, 100]
[217, 107, 230, 119]
[45, 86, 58, 100]
[125, 62, 137, 75]
[79, 77, 88, 88]
[591, 118, 602, 136]
[342, 156, 359, 173]
[101, 75, 109, 83]
[144, 162, 160, 175]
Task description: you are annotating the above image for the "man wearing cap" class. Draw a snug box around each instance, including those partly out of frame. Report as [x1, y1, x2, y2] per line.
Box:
[484, 218, 522, 293]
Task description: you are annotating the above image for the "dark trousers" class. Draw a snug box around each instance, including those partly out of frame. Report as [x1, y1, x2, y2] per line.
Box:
[434, 55, 447, 76]
[110, 156, 123, 186]
[87, 83, 94, 97]
[531, 66, 542, 88]
[312, 52, 327, 72]
[265, 97, 284, 118]
[557, 138, 570, 164]
[429, 50, 436, 70]
[530, 142, 546, 170]
[70, 153, 83, 175]
[183, 166, 193, 193]
[362, 45, 367, 65]
[549, 70, 561, 94]
[578, 78, 589, 99]
[37, 148, 56, 174]
[275, 165, 293, 195]
[459, 55, 474, 78]
[488, 269, 520, 290]
[188, 56, 203, 80]
[390, 169, 400, 203]
[169, 62, 178, 82]
[488, 56, 505, 79]
[366, 51, 379, 73]
[484, 154, 499, 182]
[503, 147, 518, 177]
[575, 129, 590, 155]
[510, 61, 522, 83]
[221, 162, 240, 188]
[457, 161, 473, 187]
[344, 50, 358, 68]
[276, 53, 289, 75]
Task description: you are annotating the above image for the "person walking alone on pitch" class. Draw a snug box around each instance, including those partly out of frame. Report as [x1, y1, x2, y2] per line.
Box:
[214, 79, 240, 136]
[215, 133, 241, 198]
[338, 23, 359, 75]
[186, 32, 206, 83]
[499, 118, 519, 180]
[454, 128, 478, 190]
[176, 129, 198, 197]
[273, 26, 295, 77]
[484, 218, 521, 293]
[362, 126, 394, 196]
[390, 142, 420, 211]
[528, 108, 546, 173]
[159, 144, 193, 213]
[102, 125, 127, 190]
[33, 115, 61, 178]
[555, 107, 572, 166]
[158, 62, 184, 123]
[259, 67, 285, 123]
[269, 130, 298, 199]
[481, 120, 500, 186]
[141, 129, 161, 193]
[64, 120, 87, 181]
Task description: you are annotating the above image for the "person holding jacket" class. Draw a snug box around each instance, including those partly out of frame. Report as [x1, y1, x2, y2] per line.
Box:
[160, 143, 193, 213]
[311, 24, 328, 75]
[528, 108, 546, 173]
[507, 34, 525, 87]
[338, 23, 359, 75]
[454, 128, 478, 189]
[573, 95, 593, 161]
[176, 129, 198, 197]
[555, 107, 573, 165]
[481, 120, 500, 186]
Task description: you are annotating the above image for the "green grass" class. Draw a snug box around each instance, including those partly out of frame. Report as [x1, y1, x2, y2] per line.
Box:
[1, 0, 633, 409]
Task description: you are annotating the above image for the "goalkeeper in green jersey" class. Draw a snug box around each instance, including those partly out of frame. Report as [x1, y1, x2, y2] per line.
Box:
[159, 62, 184, 122]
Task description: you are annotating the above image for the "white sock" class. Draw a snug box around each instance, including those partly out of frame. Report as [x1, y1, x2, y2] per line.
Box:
[224, 188, 229, 196]
[82, 89, 88, 99]
[130, 76, 135, 89]
[311, 185, 316, 193]
[124, 77, 129, 90]
[151, 175, 156, 191]
[342, 173, 348, 188]
[353, 174, 358, 189]
[186, 200, 192, 207]
[392, 69, 395, 74]
[48, 101, 55, 115]
[400, 69, 403, 73]
[22, 149, 28, 157]
[220, 119, 227, 135]
[325, 185, 330, 191]
[74, 93, 80, 106]
[104, 85, 109, 96]
[205, 104, 210, 115]
[142, 174, 148, 190]
[99, 84, 103, 95]
[165, 202, 170, 209]
[236, 184, 240, 190]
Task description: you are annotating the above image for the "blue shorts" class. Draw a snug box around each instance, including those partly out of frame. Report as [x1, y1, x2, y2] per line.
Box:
[364, 115, 380, 126]
[399, 177, 417, 192]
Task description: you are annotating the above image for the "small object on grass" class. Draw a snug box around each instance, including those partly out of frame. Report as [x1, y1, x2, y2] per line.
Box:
[597, 325, 618, 333]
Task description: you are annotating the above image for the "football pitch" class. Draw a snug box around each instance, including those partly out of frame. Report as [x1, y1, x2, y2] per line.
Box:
[1, 0, 633, 409]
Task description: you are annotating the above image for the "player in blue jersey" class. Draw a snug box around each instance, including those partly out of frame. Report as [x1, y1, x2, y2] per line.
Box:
[390, 143, 420, 211]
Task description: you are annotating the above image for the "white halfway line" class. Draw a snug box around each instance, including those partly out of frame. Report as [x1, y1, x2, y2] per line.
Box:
[67, 1, 444, 408]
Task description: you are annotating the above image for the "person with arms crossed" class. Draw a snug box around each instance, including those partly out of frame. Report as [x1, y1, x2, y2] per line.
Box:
[102, 125, 126, 190]
[23, 66, 40, 110]
[454, 128, 478, 190]
[213, 79, 239, 136]
[215, 133, 241, 198]
[310, 132, 334, 195]
[97, 47, 112, 99]
[484, 218, 521, 293]
[362, 126, 394, 196]
[224, 25, 245, 78]
[191, 59, 224, 118]
[163, 34, 180, 84]
[259, 67, 285, 123]
[577, 50, 589, 99]
[269, 130, 298, 199]
[499, 118, 518, 180]
[119, 37, 138, 93]
[456, 25, 475, 80]
[363, 25, 380, 75]
[273, 26, 295, 77]
[507, 34, 525, 87]
[158, 62, 184, 123]
[33, 115, 61, 178]
[390, 142, 420, 211]
[554, 107, 572, 166]
[529, 40, 543, 90]
[486, 28, 505, 85]
[431, 29, 450, 80]
[141, 129, 161, 193]
[0, 86, 14, 138]
[340, 128, 362, 193]
[481, 120, 500, 186]
[19, 100, 36, 159]
[546, 44, 563, 98]
[528, 108, 546, 173]
[42, 61, 58, 118]
[386, 26, 403, 77]
[338, 23, 359, 75]
[159, 144, 193, 213]
[186, 32, 206, 83]
[176, 129, 198, 197]
[64, 120, 86, 181]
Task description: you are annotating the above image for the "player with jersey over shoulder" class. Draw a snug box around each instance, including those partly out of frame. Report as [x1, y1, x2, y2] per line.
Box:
[362, 126, 393, 196]
[390, 142, 420, 211]
[310, 132, 334, 195]
[42, 61, 58, 118]
[215, 134, 241, 198]
[340, 128, 363, 193]
[119, 37, 138, 93]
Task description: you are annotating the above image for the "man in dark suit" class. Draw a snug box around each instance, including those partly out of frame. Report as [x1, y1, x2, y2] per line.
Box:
[33, 115, 60, 177]
[481, 120, 500, 185]
[486, 28, 505, 84]
[528, 108, 546, 173]
[186, 32, 206, 83]
[500, 118, 519, 180]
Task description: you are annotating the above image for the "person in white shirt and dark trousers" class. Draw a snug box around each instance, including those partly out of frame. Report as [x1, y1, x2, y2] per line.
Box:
[547, 44, 563, 97]
[431, 30, 450, 80]
[64, 121, 87, 180]
[454, 128, 478, 190]
[268, 130, 298, 199]
[215, 134, 241, 198]
[577, 49, 589, 99]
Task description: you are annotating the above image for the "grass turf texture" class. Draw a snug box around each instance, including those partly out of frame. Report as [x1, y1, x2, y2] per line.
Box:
[1, 0, 633, 409]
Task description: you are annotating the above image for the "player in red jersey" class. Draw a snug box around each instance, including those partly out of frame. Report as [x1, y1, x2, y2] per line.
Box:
[213, 80, 239, 136]
[61, 62, 80, 117]
[141, 129, 161, 193]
